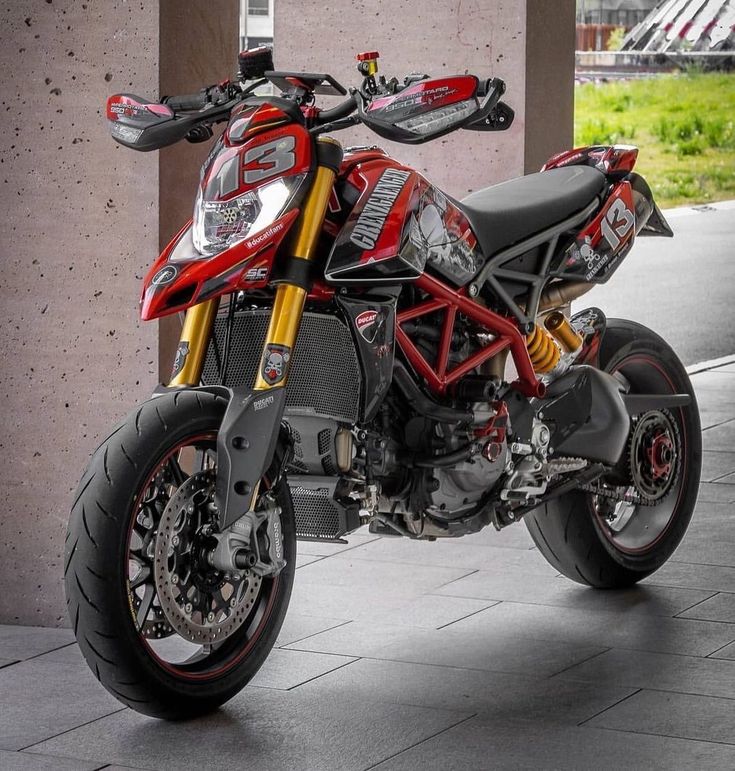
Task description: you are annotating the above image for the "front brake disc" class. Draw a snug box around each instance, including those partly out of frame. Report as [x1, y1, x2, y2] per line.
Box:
[153, 469, 262, 645]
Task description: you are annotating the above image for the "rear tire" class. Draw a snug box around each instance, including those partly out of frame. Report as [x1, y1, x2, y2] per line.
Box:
[65, 390, 295, 719]
[524, 319, 701, 588]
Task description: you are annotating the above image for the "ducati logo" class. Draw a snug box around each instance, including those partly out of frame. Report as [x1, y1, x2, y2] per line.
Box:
[151, 265, 178, 286]
[355, 310, 380, 342]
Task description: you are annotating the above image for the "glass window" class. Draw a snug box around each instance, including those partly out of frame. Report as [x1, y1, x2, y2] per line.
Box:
[248, 0, 269, 16]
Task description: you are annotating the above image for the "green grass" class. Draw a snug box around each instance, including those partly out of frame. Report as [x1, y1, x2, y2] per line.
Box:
[574, 72, 735, 207]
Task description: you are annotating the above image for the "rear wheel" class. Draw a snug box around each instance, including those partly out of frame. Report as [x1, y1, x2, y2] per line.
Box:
[524, 319, 701, 588]
[65, 390, 295, 719]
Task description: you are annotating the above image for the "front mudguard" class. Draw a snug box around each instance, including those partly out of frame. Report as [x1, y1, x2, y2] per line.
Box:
[152, 384, 289, 530]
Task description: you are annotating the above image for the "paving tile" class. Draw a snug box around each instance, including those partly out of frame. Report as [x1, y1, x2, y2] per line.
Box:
[295, 657, 636, 725]
[674, 517, 735, 566]
[288, 557, 474, 620]
[372, 714, 735, 771]
[433, 567, 713, 616]
[709, 641, 735, 660]
[714, 471, 735, 485]
[462, 521, 535, 549]
[344, 537, 558, 575]
[701, 450, 735, 482]
[678, 591, 735, 623]
[447, 600, 735, 657]
[700, 409, 735, 430]
[285, 619, 605, 678]
[249, 648, 356, 690]
[697, 482, 735, 503]
[275, 610, 348, 647]
[558, 648, 735, 700]
[702, 420, 735, 452]
[0, 750, 100, 770]
[0, 658, 18, 669]
[27, 687, 472, 771]
[0, 653, 123, 751]
[0, 625, 74, 661]
[588, 689, 735, 746]
[294, 553, 324, 568]
[358, 595, 497, 630]
[689, 387, 735, 410]
[295, 531, 380, 557]
[644, 560, 735, 594]
[691, 371, 735, 392]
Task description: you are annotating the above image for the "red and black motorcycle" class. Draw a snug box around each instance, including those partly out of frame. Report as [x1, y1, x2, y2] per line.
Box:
[66, 47, 700, 719]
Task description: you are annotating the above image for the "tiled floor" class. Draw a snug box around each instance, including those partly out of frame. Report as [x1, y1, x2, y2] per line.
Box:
[2, 363, 735, 770]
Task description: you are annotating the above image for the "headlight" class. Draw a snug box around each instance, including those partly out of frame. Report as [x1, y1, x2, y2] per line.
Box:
[192, 174, 307, 255]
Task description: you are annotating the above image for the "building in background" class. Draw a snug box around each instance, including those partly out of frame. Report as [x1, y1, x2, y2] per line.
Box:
[576, 0, 658, 49]
[240, 0, 274, 50]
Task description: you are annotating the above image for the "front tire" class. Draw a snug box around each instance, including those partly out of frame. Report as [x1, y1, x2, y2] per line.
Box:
[65, 390, 295, 719]
[524, 319, 701, 588]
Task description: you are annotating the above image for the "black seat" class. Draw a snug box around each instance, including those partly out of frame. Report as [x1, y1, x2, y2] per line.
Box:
[457, 167, 607, 257]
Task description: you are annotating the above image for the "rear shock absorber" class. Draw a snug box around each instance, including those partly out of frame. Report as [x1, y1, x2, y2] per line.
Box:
[526, 324, 560, 373]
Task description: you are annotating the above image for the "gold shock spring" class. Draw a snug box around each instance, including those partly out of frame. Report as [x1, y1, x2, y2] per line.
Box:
[526, 324, 561, 373]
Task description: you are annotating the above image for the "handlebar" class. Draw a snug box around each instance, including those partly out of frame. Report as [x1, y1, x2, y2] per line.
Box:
[315, 94, 358, 124]
[162, 91, 209, 112]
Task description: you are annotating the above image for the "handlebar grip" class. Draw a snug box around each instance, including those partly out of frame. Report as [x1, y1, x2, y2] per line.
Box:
[317, 94, 357, 124]
[162, 91, 208, 111]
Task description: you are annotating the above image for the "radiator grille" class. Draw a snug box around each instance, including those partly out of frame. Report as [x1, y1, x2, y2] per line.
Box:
[291, 485, 343, 540]
[202, 309, 361, 422]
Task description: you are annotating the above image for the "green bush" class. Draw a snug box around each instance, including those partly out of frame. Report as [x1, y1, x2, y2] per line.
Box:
[575, 72, 735, 206]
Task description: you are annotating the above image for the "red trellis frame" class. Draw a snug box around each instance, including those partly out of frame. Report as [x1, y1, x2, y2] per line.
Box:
[395, 272, 545, 399]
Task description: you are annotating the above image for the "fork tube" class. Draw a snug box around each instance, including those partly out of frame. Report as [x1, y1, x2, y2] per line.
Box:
[253, 137, 342, 391]
[168, 298, 219, 387]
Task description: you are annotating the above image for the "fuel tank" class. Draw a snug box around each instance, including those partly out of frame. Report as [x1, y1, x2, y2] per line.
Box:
[325, 149, 485, 286]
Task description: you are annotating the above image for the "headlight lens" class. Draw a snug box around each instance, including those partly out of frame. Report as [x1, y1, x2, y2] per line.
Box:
[192, 174, 307, 255]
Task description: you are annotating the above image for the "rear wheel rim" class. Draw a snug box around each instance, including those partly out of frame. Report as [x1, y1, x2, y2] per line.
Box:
[125, 433, 280, 680]
[590, 354, 688, 556]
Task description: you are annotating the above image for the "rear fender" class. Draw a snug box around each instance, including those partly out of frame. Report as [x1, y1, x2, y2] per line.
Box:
[628, 172, 674, 238]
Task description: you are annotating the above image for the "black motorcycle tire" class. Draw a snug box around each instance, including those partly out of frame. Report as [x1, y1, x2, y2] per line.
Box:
[524, 318, 701, 588]
[65, 390, 296, 719]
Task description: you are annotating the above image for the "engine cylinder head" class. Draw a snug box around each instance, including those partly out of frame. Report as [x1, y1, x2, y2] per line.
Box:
[526, 325, 560, 373]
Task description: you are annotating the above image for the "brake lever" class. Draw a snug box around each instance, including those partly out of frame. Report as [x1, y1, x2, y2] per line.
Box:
[310, 114, 361, 135]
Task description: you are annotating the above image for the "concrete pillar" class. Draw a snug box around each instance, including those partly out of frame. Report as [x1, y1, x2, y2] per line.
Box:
[0, 0, 236, 626]
[158, 1, 239, 378]
[274, 0, 575, 195]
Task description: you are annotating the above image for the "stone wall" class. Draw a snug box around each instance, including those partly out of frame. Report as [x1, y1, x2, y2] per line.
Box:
[0, 0, 237, 626]
[274, 0, 574, 194]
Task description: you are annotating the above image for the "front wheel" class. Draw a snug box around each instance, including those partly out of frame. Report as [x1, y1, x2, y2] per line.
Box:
[525, 318, 701, 588]
[65, 390, 295, 719]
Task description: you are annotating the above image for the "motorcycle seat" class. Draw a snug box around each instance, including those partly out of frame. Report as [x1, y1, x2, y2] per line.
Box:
[457, 166, 607, 258]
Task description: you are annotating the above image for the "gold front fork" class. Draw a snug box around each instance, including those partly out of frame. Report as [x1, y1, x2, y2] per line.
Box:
[167, 138, 340, 390]
[254, 142, 340, 390]
[168, 298, 218, 387]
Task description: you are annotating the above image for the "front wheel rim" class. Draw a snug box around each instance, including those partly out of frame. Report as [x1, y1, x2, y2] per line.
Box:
[125, 433, 281, 680]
